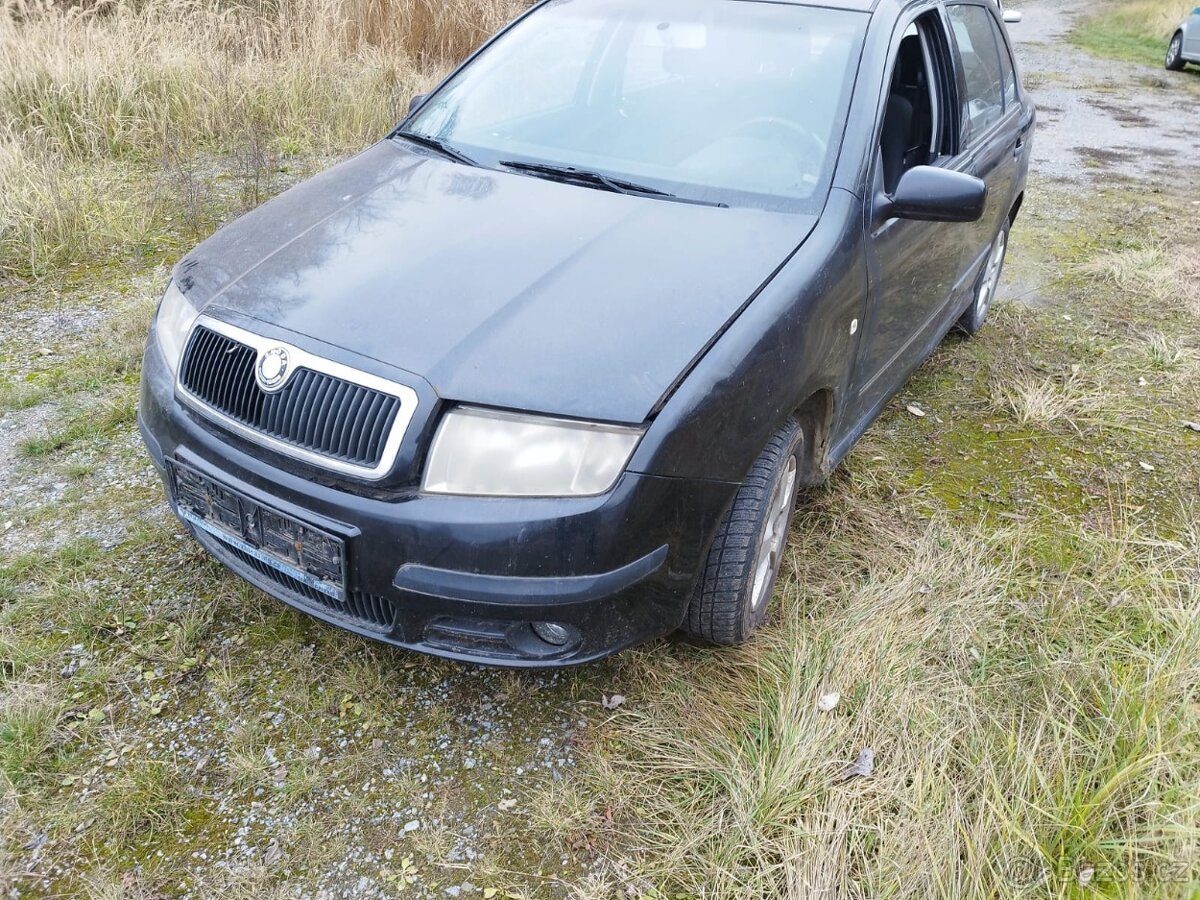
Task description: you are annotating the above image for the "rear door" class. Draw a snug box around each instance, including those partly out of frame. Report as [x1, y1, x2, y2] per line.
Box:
[945, 2, 1022, 266]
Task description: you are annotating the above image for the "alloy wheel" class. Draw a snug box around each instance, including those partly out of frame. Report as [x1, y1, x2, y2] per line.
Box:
[975, 228, 1008, 321]
[750, 455, 797, 610]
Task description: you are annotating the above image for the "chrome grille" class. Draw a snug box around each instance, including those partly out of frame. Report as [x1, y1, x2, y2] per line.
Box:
[175, 318, 418, 479]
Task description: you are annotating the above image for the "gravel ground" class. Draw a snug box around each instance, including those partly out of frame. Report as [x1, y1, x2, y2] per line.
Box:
[1008, 0, 1200, 187]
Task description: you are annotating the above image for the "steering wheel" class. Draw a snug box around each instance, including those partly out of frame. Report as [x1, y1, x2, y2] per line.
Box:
[730, 116, 827, 160]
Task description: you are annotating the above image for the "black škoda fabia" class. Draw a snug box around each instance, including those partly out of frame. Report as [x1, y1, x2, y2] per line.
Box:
[139, 0, 1033, 665]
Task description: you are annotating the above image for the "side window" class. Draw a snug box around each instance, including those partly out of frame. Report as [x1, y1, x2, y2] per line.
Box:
[992, 20, 1019, 107]
[947, 4, 1005, 144]
[878, 15, 951, 193]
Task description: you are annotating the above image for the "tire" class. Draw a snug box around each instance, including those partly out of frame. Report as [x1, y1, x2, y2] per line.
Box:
[682, 418, 804, 646]
[958, 216, 1010, 336]
[1166, 32, 1186, 71]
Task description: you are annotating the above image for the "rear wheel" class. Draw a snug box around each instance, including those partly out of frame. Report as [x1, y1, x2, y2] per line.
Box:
[958, 217, 1010, 336]
[1166, 32, 1186, 71]
[682, 418, 803, 646]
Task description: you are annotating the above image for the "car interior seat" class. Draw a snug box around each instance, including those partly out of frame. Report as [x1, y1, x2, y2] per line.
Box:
[880, 93, 914, 193]
[880, 34, 933, 193]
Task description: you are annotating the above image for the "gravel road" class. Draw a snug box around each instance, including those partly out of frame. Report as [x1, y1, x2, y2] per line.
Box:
[1009, 0, 1200, 186]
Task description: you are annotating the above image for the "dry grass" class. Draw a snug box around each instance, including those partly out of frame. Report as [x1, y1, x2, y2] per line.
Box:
[1073, 244, 1200, 308]
[0, 0, 523, 276]
[548, 497, 1200, 898]
[0, 682, 65, 785]
[990, 371, 1107, 431]
[1100, 0, 1194, 37]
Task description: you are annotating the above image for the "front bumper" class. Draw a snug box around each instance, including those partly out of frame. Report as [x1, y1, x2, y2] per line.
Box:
[139, 340, 736, 666]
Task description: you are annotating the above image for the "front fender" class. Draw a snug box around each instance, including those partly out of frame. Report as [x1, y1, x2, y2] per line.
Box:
[628, 188, 868, 484]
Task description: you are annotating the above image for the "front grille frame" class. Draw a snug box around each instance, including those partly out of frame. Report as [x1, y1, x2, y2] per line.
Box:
[175, 316, 420, 481]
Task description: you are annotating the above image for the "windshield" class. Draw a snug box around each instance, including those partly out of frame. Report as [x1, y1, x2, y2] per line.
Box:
[403, 0, 866, 212]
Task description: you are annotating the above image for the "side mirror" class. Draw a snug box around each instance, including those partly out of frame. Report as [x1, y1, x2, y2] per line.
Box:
[1002, 9, 1023, 23]
[878, 166, 987, 224]
[408, 93, 429, 115]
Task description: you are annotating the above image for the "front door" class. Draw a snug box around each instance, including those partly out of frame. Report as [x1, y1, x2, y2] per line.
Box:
[850, 10, 968, 419]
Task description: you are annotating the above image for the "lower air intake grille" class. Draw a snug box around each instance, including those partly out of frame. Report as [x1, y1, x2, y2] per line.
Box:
[208, 535, 396, 632]
[179, 325, 401, 470]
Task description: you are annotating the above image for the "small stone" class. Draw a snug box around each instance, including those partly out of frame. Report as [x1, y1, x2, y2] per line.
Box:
[906, 404, 926, 418]
[817, 692, 840, 712]
[403, 819, 420, 833]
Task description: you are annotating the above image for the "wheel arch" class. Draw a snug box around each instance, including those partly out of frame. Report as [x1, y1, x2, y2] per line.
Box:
[791, 387, 836, 485]
[1009, 191, 1024, 224]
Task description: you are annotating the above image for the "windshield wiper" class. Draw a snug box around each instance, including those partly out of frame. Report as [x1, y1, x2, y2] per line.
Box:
[499, 160, 727, 208]
[393, 130, 477, 167]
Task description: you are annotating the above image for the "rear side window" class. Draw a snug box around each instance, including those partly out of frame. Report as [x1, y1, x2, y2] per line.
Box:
[947, 4, 1005, 144]
[993, 19, 1018, 107]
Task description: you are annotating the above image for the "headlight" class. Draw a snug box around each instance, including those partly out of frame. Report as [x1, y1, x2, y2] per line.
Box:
[154, 280, 200, 375]
[423, 407, 642, 497]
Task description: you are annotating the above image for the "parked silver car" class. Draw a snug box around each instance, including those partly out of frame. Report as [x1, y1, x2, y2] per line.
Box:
[1166, 7, 1200, 70]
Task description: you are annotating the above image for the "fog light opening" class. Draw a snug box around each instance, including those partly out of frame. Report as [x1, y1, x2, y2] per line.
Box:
[532, 621, 572, 646]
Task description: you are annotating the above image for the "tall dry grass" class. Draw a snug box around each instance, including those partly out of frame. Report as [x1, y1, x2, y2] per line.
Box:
[0, 0, 523, 276]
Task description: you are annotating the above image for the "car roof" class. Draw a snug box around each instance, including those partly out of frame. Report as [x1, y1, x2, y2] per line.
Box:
[575, 0, 881, 13]
[744, 0, 877, 11]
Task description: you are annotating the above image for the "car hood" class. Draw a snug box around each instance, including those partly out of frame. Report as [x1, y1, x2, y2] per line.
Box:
[176, 140, 816, 423]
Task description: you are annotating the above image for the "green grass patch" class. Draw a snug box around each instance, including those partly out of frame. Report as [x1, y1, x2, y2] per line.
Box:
[1072, 0, 1194, 66]
[18, 399, 137, 458]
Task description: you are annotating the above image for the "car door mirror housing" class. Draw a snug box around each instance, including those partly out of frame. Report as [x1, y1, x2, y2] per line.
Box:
[879, 166, 988, 224]
[1002, 10, 1023, 24]
[408, 93, 429, 114]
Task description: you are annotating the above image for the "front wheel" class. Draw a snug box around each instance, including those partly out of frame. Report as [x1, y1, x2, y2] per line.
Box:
[1166, 33, 1186, 71]
[681, 418, 804, 646]
[958, 217, 1010, 336]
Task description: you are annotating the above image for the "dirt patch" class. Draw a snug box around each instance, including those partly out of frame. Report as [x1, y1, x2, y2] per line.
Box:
[1090, 99, 1154, 128]
[1078, 146, 1135, 168]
